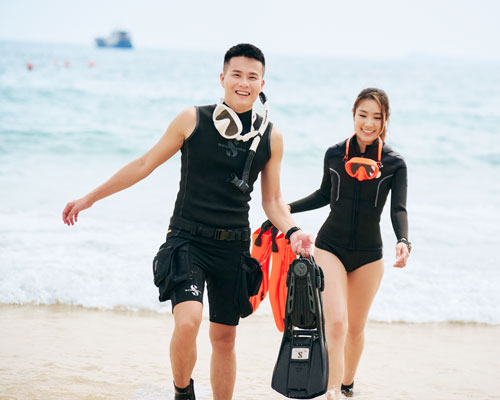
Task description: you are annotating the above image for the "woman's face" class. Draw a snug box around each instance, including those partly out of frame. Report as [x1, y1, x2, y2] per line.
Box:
[353, 98, 384, 148]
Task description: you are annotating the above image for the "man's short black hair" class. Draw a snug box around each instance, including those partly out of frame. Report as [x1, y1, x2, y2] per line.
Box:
[224, 43, 265, 72]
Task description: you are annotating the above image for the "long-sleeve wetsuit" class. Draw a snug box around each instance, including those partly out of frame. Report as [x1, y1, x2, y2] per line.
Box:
[289, 137, 408, 252]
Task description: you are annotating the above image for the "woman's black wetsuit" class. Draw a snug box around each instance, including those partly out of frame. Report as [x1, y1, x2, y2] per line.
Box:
[289, 137, 408, 272]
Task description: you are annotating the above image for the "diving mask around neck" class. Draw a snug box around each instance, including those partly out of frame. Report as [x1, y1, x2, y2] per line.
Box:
[344, 134, 383, 181]
[212, 92, 269, 142]
[212, 92, 270, 193]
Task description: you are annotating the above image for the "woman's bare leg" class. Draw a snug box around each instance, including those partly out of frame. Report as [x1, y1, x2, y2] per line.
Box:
[314, 247, 348, 397]
[343, 258, 384, 386]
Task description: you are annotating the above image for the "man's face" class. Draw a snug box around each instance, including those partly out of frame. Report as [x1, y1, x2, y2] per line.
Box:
[220, 56, 265, 113]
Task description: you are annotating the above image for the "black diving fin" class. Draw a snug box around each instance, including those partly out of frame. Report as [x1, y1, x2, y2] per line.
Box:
[271, 256, 328, 399]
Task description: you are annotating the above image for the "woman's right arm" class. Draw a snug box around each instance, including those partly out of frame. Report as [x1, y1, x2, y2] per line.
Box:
[288, 150, 331, 213]
[62, 107, 196, 225]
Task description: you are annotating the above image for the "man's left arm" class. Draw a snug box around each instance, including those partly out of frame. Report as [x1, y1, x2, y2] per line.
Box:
[260, 126, 313, 255]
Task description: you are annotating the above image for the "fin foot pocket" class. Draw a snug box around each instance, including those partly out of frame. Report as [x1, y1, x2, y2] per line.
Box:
[287, 259, 318, 329]
[272, 256, 329, 398]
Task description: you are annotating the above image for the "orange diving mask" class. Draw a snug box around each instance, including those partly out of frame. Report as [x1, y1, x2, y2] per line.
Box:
[344, 135, 383, 181]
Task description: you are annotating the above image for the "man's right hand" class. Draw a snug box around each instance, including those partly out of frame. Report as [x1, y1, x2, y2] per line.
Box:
[290, 230, 314, 257]
[62, 197, 93, 226]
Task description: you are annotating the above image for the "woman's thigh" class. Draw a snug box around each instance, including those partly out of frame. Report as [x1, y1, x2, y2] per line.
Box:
[314, 247, 348, 324]
[346, 258, 384, 333]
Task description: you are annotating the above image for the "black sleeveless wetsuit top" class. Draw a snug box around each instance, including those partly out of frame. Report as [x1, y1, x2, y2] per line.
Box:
[289, 138, 408, 251]
[172, 105, 272, 229]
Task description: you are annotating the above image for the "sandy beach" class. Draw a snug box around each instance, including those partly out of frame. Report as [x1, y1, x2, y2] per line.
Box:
[0, 304, 499, 400]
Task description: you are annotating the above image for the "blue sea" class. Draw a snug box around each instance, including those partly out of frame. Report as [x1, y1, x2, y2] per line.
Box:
[1, 41, 499, 324]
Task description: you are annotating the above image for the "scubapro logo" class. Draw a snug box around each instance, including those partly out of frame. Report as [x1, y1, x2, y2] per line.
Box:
[218, 141, 246, 158]
[185, 284, 201, 297]
[225, 141, 238, 157]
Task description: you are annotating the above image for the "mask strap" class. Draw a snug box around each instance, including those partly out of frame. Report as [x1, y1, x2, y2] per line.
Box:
[235, 91, 269, 142]
[344, 134, 356, 162]
[376, 137, 383, 165]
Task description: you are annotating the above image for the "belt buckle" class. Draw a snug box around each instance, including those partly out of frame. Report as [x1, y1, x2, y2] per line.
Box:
[214, 229, 231, 241]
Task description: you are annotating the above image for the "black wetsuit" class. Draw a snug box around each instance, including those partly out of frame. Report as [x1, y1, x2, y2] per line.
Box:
[172, 105, 271, 228]
[289, 137, 408, 272]
[154, 104, 272, 325]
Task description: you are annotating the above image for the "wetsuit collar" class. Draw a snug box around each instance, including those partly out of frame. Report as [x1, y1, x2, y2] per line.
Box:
[350, 135, 381, 159]
[225, 104, 253, 133]
[213, 92, 269, 143]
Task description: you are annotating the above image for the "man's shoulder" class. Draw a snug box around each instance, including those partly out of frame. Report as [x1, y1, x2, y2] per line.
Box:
[176, 106, 198, 124]
[196, 104, 216, 116]
[173, 107, 198, 140]
[269, 123, 280, 137]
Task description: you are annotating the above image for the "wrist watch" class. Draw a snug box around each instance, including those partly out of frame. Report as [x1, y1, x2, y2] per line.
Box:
[285, 226, 301, 243]
[397, 238, 412, 253]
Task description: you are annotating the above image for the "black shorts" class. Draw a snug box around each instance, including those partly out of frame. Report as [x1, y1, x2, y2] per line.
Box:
[315, 237, 383, 273]
[160, 227, 250, 326]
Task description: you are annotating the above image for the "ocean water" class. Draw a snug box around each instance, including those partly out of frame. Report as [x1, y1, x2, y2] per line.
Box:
[1, 41, 499, 324]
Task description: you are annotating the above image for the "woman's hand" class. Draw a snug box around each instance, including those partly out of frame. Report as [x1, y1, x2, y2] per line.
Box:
[62, 196, 93, 226]
[393, 242, 409, 268]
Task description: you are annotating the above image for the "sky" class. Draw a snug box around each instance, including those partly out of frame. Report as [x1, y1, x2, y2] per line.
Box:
[0, 0, 499, 59]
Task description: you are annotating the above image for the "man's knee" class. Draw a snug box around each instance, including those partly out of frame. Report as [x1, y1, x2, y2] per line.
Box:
[176, 317, 201, 336]
[209, 324, 236, 352]
[173, 302, 202, 337]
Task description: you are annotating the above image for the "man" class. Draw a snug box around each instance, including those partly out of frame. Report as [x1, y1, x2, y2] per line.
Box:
[62, 43, 313, 400]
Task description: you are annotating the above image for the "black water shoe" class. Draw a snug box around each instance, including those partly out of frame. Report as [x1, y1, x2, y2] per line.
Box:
[174, 379, 195, 400]
[341, 381, 354, 397]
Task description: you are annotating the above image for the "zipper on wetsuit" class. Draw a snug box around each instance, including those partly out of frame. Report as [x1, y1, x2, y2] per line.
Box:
[347, 147, 368, 248]
[349, 180, 360, 248]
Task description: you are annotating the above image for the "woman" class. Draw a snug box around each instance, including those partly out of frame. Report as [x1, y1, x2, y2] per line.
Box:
[288, 88, 410, 398]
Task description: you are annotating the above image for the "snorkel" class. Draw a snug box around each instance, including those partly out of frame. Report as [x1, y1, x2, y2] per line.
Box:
[229, 92, 269, 192]
[213, 91, 270, 193]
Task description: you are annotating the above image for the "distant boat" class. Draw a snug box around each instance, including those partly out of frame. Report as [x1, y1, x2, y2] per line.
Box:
[95, 31, 133, 49]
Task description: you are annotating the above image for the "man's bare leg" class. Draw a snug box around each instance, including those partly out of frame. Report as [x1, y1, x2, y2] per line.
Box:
[209, 322, 237, 400]
[170, 301, 203, 388]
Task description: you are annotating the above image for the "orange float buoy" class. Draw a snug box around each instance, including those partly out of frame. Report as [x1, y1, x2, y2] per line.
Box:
[27, 62, 33, 71]
[88, 60, 95, 67]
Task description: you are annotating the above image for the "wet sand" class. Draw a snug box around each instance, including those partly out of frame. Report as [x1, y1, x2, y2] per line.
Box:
[0, 304, 499, 399]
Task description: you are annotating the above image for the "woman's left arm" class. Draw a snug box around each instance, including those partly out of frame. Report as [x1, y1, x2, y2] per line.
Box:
[390, 166, 410, 268]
